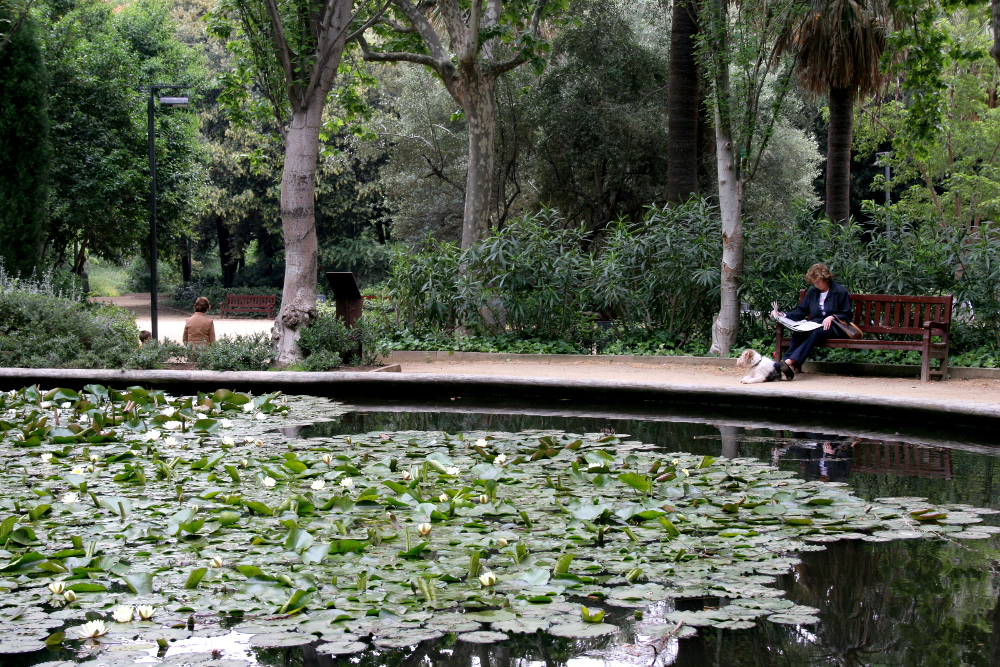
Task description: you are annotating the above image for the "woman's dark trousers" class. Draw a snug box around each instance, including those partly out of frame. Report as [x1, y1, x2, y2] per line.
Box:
[785, 328, 835, 364]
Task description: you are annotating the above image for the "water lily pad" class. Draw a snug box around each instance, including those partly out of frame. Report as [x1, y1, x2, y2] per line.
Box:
[549, 622, 617, 638]
[0, 638, 46, 653]
[493, 618, 550, 634]
[372, 628, 443, 648]
[767, 613, 820, 625]
[247, 632, 314, 647]
[316, 640, 368, 655]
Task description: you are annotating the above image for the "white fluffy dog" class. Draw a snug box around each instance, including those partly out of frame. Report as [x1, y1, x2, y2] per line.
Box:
[736, 349, 794, 384]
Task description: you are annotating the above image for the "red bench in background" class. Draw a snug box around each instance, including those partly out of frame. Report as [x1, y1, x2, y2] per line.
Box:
[775, 291, 952, 382]
[220, 294, 277, 319]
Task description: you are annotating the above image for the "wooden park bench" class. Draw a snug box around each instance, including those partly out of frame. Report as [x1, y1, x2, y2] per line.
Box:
[220, 294, 277, 319]
[775, 291, 953, 382]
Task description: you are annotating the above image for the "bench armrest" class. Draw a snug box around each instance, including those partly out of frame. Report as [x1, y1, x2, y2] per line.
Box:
[922, 320, 949, 330]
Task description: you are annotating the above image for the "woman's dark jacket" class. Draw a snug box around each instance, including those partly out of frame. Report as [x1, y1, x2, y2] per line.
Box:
[785, 282, 853, 323]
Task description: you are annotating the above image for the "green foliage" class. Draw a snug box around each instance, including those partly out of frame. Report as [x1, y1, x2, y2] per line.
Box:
[191, 332, 274, 371]
[300, 349, 342, 372]
[126, 339, 187, 369]
[0, 264, 140, 368]
[42, 0, 205, 268]
[298, 307, 351, 359]
[0, 11, 49, 276]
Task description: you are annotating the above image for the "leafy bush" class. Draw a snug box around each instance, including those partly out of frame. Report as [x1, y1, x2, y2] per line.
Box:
[191, 333, 275, 371]
[126, 340, 187, 370]
[0, 264, 142, 368]
[301, 350, 343, 371]
[298, 304, 386, 366]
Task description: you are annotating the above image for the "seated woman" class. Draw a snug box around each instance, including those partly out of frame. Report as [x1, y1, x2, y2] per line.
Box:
[770, 263, 852, 373]
[183, 297, 216, 346]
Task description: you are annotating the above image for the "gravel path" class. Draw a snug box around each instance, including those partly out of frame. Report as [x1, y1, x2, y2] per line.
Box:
[91, 293, 273, 342]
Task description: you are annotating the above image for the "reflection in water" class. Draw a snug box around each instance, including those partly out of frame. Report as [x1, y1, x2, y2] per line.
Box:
[18, 410, 999, 667]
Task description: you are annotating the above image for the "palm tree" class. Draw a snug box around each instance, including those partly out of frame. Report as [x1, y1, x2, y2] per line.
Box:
[667, 0, 701, 204]
[779, 0, 890, 223]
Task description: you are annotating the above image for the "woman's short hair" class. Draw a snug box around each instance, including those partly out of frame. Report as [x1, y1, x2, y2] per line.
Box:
[139, 330, 152, 342]
[194, 297, 210, 312]
[804, 263, 833, 286]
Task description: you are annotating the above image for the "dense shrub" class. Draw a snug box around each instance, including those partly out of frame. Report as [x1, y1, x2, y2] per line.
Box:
[298, 304, 384, 367]
[191, 333, 275, 371]
[0, 265, 142, 368]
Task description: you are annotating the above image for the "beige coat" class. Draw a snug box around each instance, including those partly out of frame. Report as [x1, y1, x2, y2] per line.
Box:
[183, 312, 216, 345]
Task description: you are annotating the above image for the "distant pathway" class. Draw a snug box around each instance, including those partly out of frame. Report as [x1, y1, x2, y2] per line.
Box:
[90, 294, 273, 343]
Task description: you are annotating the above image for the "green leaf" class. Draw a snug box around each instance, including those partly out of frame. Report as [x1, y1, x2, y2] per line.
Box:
[554, 552, 574, 575]
[185, 568, 208, 589]
[617, 473, 651, 493]
[121, 572, 154, 595]
[0, 552, 45, 572]
[697, 456, 716, 469]
[284, 527, 314, 552]
[244, 501, 273, 516]
[657, 517, 681, 537]
[302, 542, 332, 565]
[581, 606, 606, 623]
[65, 583, 108, 593]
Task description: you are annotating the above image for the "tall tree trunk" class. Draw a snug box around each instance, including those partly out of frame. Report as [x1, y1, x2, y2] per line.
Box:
[667, 0, 700, 204]
[272, 102, 324, 364]
[708, 12, 743, 357]
[826, 86, 854, 224]
[461, 74, 497, 250]
[180, 236, 191, 283]
[719, 425, 739, 459]
[992, 0, 1000, 68]
[216, 215, 237, 288]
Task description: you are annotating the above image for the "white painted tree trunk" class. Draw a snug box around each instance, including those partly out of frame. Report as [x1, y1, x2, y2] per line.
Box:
[272, 103, 324, 364]
[460, 75, 497, 250]
[709, 105, 744, 357]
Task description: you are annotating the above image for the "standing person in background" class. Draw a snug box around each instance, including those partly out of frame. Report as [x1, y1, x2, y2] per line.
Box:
[183, 297, 216, 345]
[771, 264, 852, 373]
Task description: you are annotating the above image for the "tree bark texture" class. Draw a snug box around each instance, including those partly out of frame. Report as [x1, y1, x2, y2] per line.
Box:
[992, 0, 1000, 68]
[460, 73, 498, 249]
[667, 0, 701, 204]
[272, 103, 324, 364]
[826, 85, 854, 224]
[709, 106, 744, 357]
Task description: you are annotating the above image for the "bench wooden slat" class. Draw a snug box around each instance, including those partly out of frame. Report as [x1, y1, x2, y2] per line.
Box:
[221, 294, 277, 319]
[774, 291, 952, 382]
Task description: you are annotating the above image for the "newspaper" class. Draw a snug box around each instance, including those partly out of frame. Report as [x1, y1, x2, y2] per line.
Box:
[772, 301, 823, 332]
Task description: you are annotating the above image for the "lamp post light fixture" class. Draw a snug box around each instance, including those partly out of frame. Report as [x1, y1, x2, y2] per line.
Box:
[145, 84, 190, 341]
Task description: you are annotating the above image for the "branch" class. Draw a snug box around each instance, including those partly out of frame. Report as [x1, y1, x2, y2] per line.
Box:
[357, 34, 439, 68]
[0, 0, 35, 56]
[422, 155, 465, 193]
[378, 16, 418, 32]
[391, 0, 451, 63]
[262, 0, 297, 101]
[346, 0, 392, 42]
[484, 0, 545, 77]
[436, 0, 471, 60]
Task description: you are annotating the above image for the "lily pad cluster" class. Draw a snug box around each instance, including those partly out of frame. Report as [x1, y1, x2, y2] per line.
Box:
[0, 385, 990, 664]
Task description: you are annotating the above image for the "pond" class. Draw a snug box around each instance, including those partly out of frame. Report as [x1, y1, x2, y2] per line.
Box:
[0, 388, 997, 667]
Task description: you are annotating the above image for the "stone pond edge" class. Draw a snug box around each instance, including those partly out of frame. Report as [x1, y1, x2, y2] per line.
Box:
[0, 367, 996, 434]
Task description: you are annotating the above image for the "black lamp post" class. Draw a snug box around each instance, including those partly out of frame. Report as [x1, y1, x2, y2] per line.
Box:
[146, 84, 190, 341]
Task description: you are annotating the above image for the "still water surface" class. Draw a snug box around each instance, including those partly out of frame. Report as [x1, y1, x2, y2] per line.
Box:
[22, 406, 1000, 667]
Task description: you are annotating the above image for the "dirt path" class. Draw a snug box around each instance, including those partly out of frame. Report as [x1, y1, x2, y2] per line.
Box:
[90, 294, 273, 342]
[399, 358, 999, 404]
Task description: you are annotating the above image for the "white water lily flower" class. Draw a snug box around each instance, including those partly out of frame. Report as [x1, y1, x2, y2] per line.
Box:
[239, 459, 249, 469]
[254, 412, 266, 421]
[89, 454, 99, 463]
[497, 538, 508, 547]
[70, 466, 85, 475]
[417, 523, 432, 536]
[476, 438, 488, 448]
[262, 476, 276, 488]
[254, 439, 264, 447]
[242, 403, 254, 413]
[209, 556, 224, 568]
[60, 402, 72, 409]
[40, 453, 52, 462]
[163, 420, 181, 430]
[439, 493, 450, 502]
[86, 464, 95, 473]
[682, 469, 690, 477]
[160, 407, 175, 417]
[672, 459, 680, 465]
[445, 467, 459, 476]
[145, 430, 160, 441]
[340, 477, 353, 488]
[112, 606, 133, 623]
[73, 620, 108, 638]
[78, 414, 90, 423]
[322, 454, 333, 465]
[493, 454, 507, 465]
[244, 436, 255, 444]
[48, 581, 65, 595]
[136, 605, 156, 620]
[163, 437, 179, 447]
[400, 470, 412, 481]
[479, 494, 489, 504]
[478, 571, 497, 587]
[63, 590, 77, 602]
[311, 480, 326, 491]
[221, 436, 235, 446]
[40, 401, 52, 409]
[220, 419, 233, 429]
[61, 492, 79, 504]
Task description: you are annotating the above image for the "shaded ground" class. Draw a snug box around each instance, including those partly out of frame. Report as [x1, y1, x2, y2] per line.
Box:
[399, 358, 1000, 403]
[91, 293, 273, 342]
